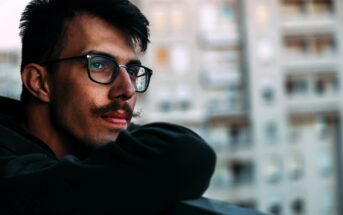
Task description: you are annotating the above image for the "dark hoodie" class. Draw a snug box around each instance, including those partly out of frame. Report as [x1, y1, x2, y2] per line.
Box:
[0, 96, 216, 215]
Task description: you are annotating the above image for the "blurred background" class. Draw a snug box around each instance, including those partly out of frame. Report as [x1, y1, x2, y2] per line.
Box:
[0, 0, 342, 215]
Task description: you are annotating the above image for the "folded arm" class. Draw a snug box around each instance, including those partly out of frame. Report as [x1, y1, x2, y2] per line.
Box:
[0, 122, 216, 214]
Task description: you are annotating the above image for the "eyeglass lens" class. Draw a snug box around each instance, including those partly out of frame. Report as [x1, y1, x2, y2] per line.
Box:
[88, 55, 150, 92]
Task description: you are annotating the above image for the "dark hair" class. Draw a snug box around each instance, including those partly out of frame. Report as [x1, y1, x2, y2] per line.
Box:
[19, 0, 150, 103]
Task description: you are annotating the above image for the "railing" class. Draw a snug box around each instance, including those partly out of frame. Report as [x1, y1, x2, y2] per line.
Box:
[168, 198, 267, 215]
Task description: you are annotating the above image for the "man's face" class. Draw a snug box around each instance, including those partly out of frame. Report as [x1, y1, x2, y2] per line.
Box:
[47, 13, 138, 148]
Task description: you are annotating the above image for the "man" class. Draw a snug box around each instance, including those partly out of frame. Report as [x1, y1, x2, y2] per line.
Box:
[0, 0, 216, 214]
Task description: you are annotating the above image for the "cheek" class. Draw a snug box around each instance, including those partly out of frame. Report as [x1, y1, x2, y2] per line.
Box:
[52, 88, 87, 128]
[49, 68, 101, 113]
[49, 77, 102, 132]
[55, 86, 101, 120]
[50, 87, 110, 146]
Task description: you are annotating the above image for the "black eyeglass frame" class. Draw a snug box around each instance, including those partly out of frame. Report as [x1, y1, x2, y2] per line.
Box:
[42, 53, 153, 93]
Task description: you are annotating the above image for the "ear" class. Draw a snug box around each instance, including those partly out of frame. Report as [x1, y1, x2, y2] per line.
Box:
[21, 63, 51, 103]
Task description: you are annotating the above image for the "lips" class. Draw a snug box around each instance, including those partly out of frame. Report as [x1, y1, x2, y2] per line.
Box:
[101, 110, 128, 127]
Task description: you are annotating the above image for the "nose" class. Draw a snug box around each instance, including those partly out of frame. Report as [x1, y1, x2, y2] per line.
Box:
[108, 67, 135, 100]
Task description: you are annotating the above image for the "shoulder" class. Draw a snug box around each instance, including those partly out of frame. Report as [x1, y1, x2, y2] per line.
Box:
[0, 116, 55, 158]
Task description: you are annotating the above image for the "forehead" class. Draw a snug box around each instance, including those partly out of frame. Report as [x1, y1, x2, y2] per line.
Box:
[60, 13, 138, 62]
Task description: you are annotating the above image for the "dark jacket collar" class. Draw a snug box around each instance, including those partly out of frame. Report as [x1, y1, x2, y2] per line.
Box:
[0, 96, 23, 119]
[0, 96, 56, 158]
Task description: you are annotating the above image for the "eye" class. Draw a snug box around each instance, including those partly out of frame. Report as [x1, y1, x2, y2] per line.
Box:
[90, 61, 104, 70]
[89, 55, 116, 71]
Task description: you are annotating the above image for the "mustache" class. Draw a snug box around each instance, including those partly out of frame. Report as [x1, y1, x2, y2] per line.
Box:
[91, 101, 141, 118]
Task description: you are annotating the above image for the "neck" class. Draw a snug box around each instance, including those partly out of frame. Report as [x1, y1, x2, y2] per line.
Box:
[23, 102, 73, 159]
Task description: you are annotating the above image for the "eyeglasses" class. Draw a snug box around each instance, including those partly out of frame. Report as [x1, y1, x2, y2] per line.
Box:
[42, 53, 153, 93]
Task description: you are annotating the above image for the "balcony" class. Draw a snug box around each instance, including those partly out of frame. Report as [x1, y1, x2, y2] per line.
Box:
[280, 0, 335, 20]
[197, 31, 239, 49]
[200, 70, 241, 89]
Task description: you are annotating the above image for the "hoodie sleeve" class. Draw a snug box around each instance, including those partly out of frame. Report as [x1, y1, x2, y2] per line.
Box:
[113, 122, 216, 199]
[0, 122, 216, 215]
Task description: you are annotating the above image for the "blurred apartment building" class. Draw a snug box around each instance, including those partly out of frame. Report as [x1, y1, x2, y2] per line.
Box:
[0, 0, 26, 99]
[0, 0, 342, 215]
[0, 49, 21, 99]
[132, 0, 343, 215]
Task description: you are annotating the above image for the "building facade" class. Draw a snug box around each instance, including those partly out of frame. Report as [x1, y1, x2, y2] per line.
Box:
[134, 0, 343, 215]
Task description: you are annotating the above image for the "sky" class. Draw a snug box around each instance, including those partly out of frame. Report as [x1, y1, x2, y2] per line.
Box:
[0, 0, 30, 49]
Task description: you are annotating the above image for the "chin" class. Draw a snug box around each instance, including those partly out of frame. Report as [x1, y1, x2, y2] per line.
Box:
[94, 133, 120, 146]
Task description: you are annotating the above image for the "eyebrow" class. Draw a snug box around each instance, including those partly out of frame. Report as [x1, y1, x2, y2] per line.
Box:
[86, 50, 141, 65]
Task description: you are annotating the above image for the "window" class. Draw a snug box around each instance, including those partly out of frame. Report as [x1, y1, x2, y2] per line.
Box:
[208, 127, 229, 149]
[264, 121, 278, 144]
[151, 5, 168, 33]
[228, 160, 254, 185]
[290, 198, 305, 215]
[260, 78, 276, 103]
[264, 156, 283, 184]
[269, 202, 283, 215]
[283, 34, 336, 58]
[281, 0, 334, 16]
[318, 150, 333, 177]
[320, 189, 336, 215]
[311, 34, 336, 56]
[283, 35, 307, 56]
[313, 73, 339, 95]
[170, 43, 191, 74]
[262, 86, 275, 103]
[228, 123, 251, 149]
[287, 153, 304, 181]
[154, 45, 169, 72]
[211, 166, 231, 188]
[285, 75, 308, 96]
[170, 6, 186, 33]
[198, 1, 238, 33]
[176, 86, 192, 111]
[0, 51, 19, 66]
[281, 0, 306, 16]
[309, 0, 334, 15]
[157, 89, 172, 112]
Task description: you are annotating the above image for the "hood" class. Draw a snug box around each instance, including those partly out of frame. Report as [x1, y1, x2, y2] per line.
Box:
[0, 96, 23, 119]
